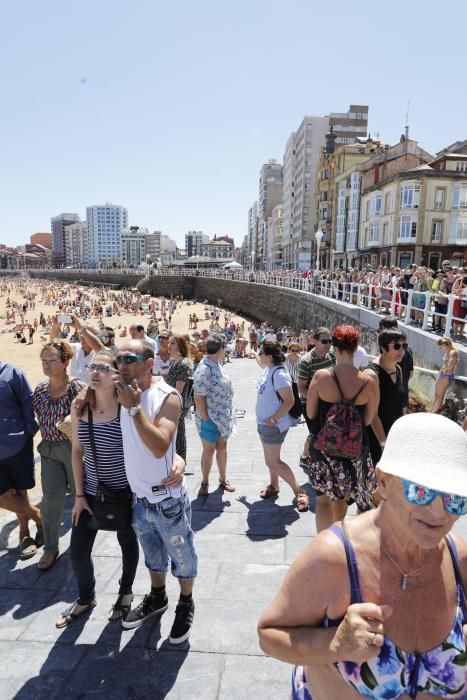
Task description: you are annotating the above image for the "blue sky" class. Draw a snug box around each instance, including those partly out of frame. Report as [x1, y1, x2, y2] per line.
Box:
[1, 0, 465, 249]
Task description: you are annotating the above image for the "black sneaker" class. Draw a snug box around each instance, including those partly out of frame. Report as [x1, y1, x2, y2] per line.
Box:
[121, 593, 168, 629]
[169, 600, 195, 644]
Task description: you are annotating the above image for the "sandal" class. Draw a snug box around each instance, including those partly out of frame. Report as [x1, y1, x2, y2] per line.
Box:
[260, 485, 280, 499]
[295, 492, 309, 512]
[19, 536, 37, 560]
[55, 599, 96, 629]
[197, 483, 209, 497]
[38, 550, 59, 571]
[108, 594, 133, 622]
[219, 480, 236, 493]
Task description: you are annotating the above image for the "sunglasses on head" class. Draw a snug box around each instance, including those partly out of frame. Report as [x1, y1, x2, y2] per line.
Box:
[402, 479, 467, 516]
[115, 353, 146, 365]
[390, 342, 408, 350]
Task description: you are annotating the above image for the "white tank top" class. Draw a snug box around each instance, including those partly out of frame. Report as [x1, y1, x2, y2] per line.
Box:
[120, 379, 184, 503]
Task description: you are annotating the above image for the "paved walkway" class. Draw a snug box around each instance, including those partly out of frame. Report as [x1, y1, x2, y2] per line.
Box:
[1, 359, 466, 699]
[0, 359, 316, 699]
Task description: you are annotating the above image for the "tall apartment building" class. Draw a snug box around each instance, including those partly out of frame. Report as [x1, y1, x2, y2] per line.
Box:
[122, 226, 148, 266]
[144, 230, 162, 260]
[247, 201, 260, 266]
[64, 221, 88, 267]
[258, 160, 283, 267]
[329, 105, 369, 145]
[185, 230, 209, 258]
[160, 234, 178, 265]
[86, 203, 128, 266]
[51, 213, 80, 267]
[282, 117, 329, 269]
[30, 232, 52, 248]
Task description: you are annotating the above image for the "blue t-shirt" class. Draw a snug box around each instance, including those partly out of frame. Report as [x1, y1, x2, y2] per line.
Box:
[256, 366, 292, 433]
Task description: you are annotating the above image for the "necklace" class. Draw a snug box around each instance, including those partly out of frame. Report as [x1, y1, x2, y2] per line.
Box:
[371, 514, 432, 590]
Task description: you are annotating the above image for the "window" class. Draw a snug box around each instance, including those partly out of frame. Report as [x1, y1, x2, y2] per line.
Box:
[455, 161, 467, 172]
[368, 223, 380, 243]
[400, 184, 420, 209]
[383, 222, 390, 244]
[452, 186, 467, 209]
[457, 222, 467, 239]
[432, 221, 442, 242]
[399, 216, 417, 238]
[370, 194, 382, 216]
[435, 189, 445, 210]
[384, 192, 391, 214]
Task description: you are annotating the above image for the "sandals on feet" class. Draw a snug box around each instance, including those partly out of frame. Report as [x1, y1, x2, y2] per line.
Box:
[19, 536, 37, 560]
[219, 480, 236, 493]
[295, 492, 310, 512]
[108, 594, 133, 622]
[55, 599, 96, 629]
[260, 485, 280, 499]
[198, 483, 209, 497]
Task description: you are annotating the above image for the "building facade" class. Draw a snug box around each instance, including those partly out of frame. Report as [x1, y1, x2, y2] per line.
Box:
[185, 230, 209, 258]
[63, 221, 88, 267]
[86, 203, 128, 266]
[144, 230, 162, 260]
[30, 232, 52, 248]
[122, 226, 148, 266]
[257, 160, 282, 267]
[51, 213, 80, 267]
[329, 105, 369, 145]
[247, 201, 260, 267]
[201, 236, 235, 259]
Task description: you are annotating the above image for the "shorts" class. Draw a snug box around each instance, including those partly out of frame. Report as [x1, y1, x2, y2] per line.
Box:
[132, 492, 198, 579]
[257, 423, 288, 445]
[199, 418, 221, 444]
[0, 436, 35, 495]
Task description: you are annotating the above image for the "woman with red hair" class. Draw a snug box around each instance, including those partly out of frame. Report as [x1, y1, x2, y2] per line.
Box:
[303, 325, 378, 531]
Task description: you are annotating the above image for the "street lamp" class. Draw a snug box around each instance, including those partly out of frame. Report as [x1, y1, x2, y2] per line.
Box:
[314, 228, 324, 272]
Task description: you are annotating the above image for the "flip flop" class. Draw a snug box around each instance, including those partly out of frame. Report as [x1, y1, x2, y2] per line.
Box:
[260, 486, 280, 499]
[108, 594, 133, 622]
[219, 480, 236, 493]
[19, 536, 37, 560]
[197, 483, 209, 497]
[55, 599, 96, 629]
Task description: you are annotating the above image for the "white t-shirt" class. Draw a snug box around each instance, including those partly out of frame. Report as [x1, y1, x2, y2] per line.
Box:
[153, 353, 172, 376]
[353, 345, 369, 370]
[120, 379, 184, 503]
[69, 344, 95, 381]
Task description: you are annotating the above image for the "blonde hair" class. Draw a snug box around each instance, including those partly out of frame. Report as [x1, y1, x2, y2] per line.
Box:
[437, 337, 454, 350]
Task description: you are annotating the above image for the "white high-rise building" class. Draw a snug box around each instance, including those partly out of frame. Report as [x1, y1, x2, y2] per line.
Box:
[63, 221, 88, 267]
[247, 201, 260, 267]
[122, 226, 148, 266]
[185, 230, 209, 258]
[86, 203, 128, 265]
[281, 116, 329, 269]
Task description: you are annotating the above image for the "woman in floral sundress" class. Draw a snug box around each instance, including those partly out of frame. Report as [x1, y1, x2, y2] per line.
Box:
[302, 325, 378, 532]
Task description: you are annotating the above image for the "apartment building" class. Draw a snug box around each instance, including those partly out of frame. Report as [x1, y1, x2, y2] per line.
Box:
[51, 213, 80, 267]
[186, 230, 209, 258]
[86, 203, 128, 265]
[30, 232, 52, 248]
[247, 201, 260, 266]
[144, 231, 162, 260]
[122, 226, 148, 266]
[257, 160, 282, 267]
[63, 221, 88, 267]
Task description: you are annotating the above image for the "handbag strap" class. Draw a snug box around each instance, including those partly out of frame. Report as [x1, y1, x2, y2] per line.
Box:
[87, 408, 101, 494]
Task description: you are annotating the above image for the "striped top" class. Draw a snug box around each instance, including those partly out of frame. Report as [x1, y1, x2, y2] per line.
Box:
[78, 414, 128, 495]
[285, 356, 300, 383]
[32, 378, 85, 441]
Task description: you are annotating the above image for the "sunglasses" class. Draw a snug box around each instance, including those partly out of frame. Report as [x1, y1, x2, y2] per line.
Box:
[402, 479, 467, 516]
[390, 342, 408, 350]
[115, 353, 146, 365]
[88, 364, 116, 374]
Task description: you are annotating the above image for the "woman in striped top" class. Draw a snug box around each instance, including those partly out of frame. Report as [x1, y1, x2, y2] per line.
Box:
[32, 341, 85, 571]
[55, 350, 139, 628]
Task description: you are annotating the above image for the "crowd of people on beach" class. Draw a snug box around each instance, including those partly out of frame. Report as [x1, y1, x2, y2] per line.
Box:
[1, 277, 467, 699]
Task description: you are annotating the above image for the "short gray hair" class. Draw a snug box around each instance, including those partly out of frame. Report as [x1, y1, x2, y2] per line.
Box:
[206, 333, 225, 355]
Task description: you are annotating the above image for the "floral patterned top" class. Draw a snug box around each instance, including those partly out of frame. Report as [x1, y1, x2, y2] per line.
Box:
[293, 524, 467, 700]
[32, 378, 85, 441]
[193, 357, 233, 439]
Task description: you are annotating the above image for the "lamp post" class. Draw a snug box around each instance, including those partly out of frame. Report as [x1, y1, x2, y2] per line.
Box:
[314, 228, 324, 272]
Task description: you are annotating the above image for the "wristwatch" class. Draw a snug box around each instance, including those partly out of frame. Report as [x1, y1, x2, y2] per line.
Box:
[129, 405, 143, 417]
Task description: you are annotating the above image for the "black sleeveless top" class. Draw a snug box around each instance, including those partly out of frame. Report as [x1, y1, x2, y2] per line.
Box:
[366, 361, 405, 465]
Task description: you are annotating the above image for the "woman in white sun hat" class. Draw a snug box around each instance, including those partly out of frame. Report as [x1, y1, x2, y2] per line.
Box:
[258, 413, 467, 700]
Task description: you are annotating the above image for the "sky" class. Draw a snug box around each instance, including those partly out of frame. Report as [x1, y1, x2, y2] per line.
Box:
[1, 0, 466, 249]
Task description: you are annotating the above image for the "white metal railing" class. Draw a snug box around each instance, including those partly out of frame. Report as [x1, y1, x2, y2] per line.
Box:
[2, 267, 466, 339]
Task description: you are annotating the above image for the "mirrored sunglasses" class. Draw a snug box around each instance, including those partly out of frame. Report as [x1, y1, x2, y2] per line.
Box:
[115, 354, 146, 365]
[402, 479, 467, 516]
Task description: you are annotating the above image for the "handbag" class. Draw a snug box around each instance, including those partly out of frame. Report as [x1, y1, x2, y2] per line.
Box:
[86, 407, 133, 532]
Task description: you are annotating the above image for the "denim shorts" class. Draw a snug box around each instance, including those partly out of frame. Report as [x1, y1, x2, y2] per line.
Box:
[132, 492, 198, 579]
[257, 423, 288, 445]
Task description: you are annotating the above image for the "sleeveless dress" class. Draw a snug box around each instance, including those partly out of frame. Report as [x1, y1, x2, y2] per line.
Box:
[292, 523, 467, 699]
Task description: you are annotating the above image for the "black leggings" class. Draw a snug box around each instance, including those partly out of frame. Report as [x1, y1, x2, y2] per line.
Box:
[70, 494, 139, 605]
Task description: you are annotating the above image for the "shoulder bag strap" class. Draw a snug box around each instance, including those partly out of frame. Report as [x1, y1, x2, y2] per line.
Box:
[349, 379, 368, 404]
[340, 521, 364, 605]
[330, 368, 346, 401]
[445, 535, 467, 622]
[87, 408, 101, 492]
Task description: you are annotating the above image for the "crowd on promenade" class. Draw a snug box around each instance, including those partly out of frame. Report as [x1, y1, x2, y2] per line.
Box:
[1, 277, 467, 699]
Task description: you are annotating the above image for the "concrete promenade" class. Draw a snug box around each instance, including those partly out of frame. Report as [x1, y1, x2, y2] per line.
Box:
[1, 358, 466, 699]
[0, 359, 316, 699]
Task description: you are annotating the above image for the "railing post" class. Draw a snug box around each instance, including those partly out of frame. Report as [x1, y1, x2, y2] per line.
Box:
[356, 283, 362, 308]
[404, 289, 414, 325]
[421, 291, 431, 330]
[445, 294, 454, 337]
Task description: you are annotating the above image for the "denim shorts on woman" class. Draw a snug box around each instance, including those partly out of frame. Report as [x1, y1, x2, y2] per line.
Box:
[132, 492, 197, 579]
[257, 423, 289, 445]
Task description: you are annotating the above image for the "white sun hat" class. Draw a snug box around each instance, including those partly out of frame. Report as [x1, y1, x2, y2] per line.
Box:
[377, 413, 467, 497]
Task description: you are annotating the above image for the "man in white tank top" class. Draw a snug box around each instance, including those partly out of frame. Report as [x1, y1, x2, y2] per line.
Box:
[114, 339, 197, 644]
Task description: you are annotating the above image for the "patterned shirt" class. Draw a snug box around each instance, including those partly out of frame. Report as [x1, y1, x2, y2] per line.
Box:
[193, 357, 233, 439]
[32, 378, 85, 441]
